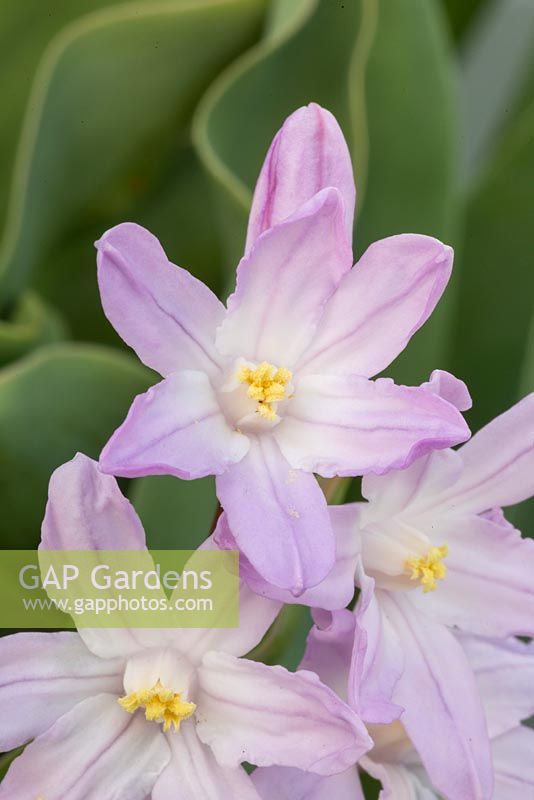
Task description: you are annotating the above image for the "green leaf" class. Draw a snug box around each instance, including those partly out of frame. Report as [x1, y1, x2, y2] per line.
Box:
[0, 0, 115, 226]
[354, 0, 459, 385]
[359, 769, 382, 799]
[520, 313, 534, 398]
[195, 0, 458, 383]
[354, 0, 458, 250]
[130, 475, 218, 550]
[508, 314, 534, 536]
[248, 603, 312, 672]
[194, 0, 322, 266]
[0, 343, 152, 547]
[0, 746, 24, 780]
[450, 99, 534, 429]
[441, 0, 489, 41]
[0, 0, 267, 307]
[459, 0, 534, 187]
[0, 290, 66, 365]
[34, 145, 226, 345]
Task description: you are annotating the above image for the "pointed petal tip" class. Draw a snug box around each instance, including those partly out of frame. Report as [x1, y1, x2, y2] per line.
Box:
[290, 581, 306, 599]
[246, 104, 355, 252]
[425, 369, 473, 412]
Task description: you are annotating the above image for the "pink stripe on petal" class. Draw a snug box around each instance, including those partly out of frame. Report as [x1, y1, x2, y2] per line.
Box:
[196, 652, 371, 775]
[217, 188, 352, 368]
[96, 223, 224, 378]
[246, 104, 355, 252]
[100, 372, 249, 480]
[216, 437, 334, 594]
[277, 375, 469, 478]
[378, 591, 493, 800]
[298, 234, 453, 378]
[152, 720, 261, 800]
[0, 632, 123, 751]
[0, 694, 169, 800]
[431, 394, 534, 515]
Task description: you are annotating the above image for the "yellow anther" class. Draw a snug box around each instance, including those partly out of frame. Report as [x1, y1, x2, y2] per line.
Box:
[238, 361, 292, 421]
[118, 679, 196, 732]
[405, 545, 448, 593]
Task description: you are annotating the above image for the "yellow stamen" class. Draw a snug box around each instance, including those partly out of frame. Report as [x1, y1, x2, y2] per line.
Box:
[238, 361, 292, 421]
[118, 679, 196, 733]
[405, 544, 448, 593]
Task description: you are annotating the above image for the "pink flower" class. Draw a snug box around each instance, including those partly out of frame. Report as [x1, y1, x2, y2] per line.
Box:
[253, 622, 534, 799]
[0, 455, 371, 800]
[96, 103, 469, 595]
[323, 393, 534, 797]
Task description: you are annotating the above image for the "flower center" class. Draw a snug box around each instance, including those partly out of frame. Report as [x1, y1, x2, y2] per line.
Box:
[405, 544, 448, 593]
[118, 679, 196, 732]
[237, 361, 292, 421]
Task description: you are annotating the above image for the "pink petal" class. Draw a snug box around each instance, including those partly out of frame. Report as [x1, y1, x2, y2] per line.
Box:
[0, 632, 122, 751]
[253, 765, 364, 800]
[411, 515, 534, 638]
[361, 449, 463, 519]
[172, 529, 282, 663]
[41, 454, 178, 659]
[378, 591, 493, 800]
[216, 437, 335, 594]
[301, 608, 356, 701]
[297, 234, 453, 377]
[492, 726, 534, 799]
[217, 188, 352, 368]
[96, 223, 224, 378]
[196, 652, 372, 775]
[431, 393, 534, 515]
[42, 453, 146, 549]
[0, 694, 169, 800]
[350, 563, 404, 724]
[422, 369, 472, 412]
[100, 371, 249, 479]
[213, 504, 358, 610]
[153, 721, 261, 800]
[459, 634, 534, 738]
[276, 375, 469, 478]
[246, 103, 355, 252]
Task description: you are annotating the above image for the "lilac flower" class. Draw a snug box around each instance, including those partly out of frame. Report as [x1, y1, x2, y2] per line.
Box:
[211, 505, 361, 612]
[0, 454, 371, 800]
[352, 393, 534, 637]
[253, 619, 534, 799]
[323, 393, 534, 797]
[96, 103, 469, 594]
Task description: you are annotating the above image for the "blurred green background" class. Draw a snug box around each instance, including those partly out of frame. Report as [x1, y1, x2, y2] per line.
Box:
[0, 0, 533, 782]
[0, 0, 533, 554]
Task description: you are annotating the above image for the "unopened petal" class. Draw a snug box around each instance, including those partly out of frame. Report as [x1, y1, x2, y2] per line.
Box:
[246, 103, 355, 252]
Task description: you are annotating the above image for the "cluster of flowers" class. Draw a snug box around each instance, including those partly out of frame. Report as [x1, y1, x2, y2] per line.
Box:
[1, 105, 533, 799]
